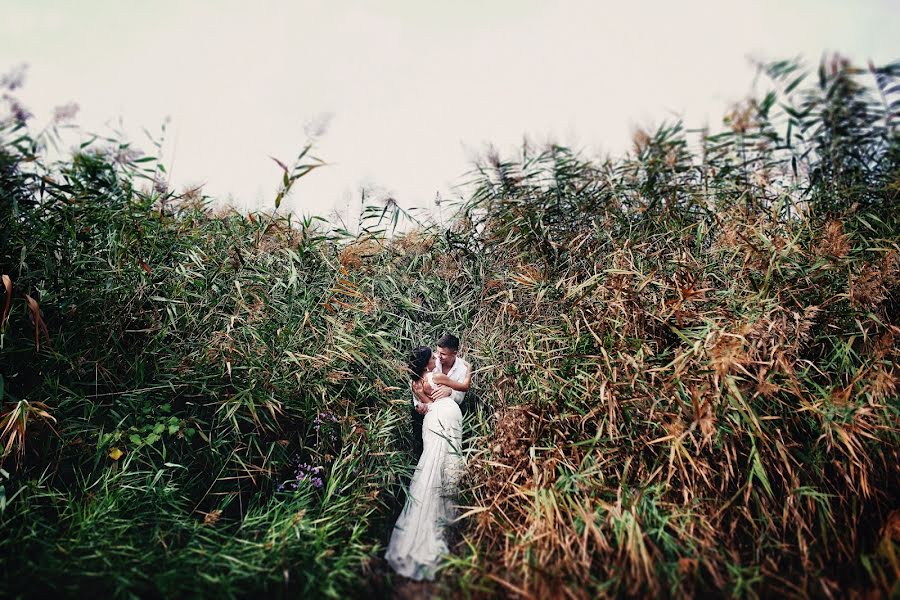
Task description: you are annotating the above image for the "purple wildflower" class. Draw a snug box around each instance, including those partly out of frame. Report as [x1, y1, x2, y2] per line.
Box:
[314, 411, 340, 446]
[282, 458, 328, 492]
[4, 95, 32, 123]
[0, 64, 27, 91]
[52, 102, 79, 123]
[313, 411, 338, 431]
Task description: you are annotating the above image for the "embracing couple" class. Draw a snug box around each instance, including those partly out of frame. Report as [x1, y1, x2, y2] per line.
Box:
[385, 333, 471, 581]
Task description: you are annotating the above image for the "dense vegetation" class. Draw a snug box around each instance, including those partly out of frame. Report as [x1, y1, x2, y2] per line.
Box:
[1, 55, 898, 598]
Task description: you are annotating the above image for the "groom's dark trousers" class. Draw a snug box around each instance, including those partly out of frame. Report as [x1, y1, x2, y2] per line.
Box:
[411, 405, 424, 459]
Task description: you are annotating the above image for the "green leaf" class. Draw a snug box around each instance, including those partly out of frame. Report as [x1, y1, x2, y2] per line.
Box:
[759, 92, 776, 117]
[784, 73, 806, 94]
[750, 445, 774, 498]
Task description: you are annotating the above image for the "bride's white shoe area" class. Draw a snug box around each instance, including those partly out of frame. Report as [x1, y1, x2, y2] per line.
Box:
[385, 397, 465, 581]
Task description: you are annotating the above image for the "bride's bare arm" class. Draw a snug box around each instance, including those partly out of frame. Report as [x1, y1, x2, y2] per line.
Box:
[411, 380, 432, 404]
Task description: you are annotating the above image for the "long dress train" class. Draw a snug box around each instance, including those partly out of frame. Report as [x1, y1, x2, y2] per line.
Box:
[385, 396, 464, 581]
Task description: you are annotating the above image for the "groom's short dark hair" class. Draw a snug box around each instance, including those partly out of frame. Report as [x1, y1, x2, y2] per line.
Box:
[437, 333, 459, 352]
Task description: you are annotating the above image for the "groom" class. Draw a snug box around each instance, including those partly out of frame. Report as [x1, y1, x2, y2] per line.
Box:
[411, 333, 469, 457]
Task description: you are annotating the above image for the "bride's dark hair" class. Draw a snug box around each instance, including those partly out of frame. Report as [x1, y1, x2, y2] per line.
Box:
[407, 346, 432, 381]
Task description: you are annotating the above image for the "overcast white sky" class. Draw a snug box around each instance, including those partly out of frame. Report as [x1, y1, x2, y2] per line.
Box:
[1, 0, 897, 222]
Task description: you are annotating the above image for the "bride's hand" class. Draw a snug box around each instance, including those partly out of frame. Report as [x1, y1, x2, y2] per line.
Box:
[411, 380, 430, 406]
[430, 386, 452, 400]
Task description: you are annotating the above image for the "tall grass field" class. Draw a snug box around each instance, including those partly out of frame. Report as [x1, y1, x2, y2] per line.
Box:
[0, 56, 898, 598]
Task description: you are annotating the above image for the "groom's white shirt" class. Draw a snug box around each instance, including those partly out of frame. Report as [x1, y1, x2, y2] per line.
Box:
[412, 356, 469, 411]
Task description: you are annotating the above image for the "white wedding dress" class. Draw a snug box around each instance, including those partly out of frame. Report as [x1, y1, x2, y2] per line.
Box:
[385, 386, 464, 581]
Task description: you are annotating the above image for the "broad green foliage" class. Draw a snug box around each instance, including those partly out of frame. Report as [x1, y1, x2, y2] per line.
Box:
[0, 120, 480, 596]
[0, 55, 898, 598]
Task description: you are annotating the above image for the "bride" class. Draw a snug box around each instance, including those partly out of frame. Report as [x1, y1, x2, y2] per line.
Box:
[385, 346, 468, 581]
